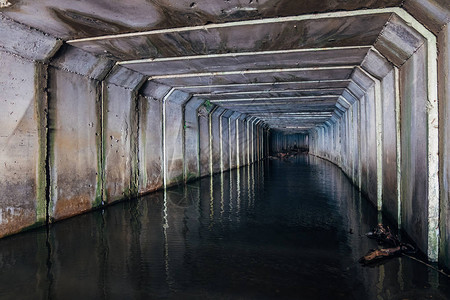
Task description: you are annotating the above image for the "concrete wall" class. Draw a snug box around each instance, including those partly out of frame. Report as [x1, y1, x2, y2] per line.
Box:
[47, 66, 101, 219]
[399, 45, 429, 252]
[184, 97, 205, 181]
[138, 82, 170, 193]
[0, 42, 268, 239]
[381, 70, 399, 223]
[164, 90, 190, 187]
[211, 107, 225, 174]
[198, 105, 211, 177]
[309, 16, 446, 265]
[103, 67, 145, 203]
[438, 22, 450, 271]
[0, 51, 45, 235]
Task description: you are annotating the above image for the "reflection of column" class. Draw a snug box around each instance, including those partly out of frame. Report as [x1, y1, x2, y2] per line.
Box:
[163, 190, 172, 289]
[220, 173, 224, 220]
[209, 175, 214, 226]
[229, 167, 234, 222]
[236, 166, 241, 223]
[165, 186, 196, 291]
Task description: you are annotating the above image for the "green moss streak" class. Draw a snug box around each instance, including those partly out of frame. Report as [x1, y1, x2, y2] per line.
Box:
[34, 63, 48, 224]
[93, 81, 104, 208]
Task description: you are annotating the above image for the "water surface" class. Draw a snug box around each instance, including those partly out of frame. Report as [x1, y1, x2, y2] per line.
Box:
[0, 155, 449, 299]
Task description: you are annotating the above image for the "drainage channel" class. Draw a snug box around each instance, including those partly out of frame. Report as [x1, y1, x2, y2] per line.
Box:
[0, 156, 449, 299]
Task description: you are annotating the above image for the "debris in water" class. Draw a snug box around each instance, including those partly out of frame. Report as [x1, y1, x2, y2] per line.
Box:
[359, 224, 416, 265]
[271, 147, 308, 159]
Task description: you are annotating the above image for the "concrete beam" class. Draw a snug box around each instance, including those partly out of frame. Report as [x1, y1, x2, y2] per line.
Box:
[0, 15, 61, 62]
[374, 13, 425, 66]
[50, 45, 114, 80]
[404, 0, 450, 34]
[361, 48, 394, 80]
[151, 67, 355, 87]
[179, 80, 352, 94]
[118, 47, 370, 76]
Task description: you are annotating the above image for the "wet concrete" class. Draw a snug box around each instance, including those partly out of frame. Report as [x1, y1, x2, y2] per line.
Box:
[0, 155, 449, 299]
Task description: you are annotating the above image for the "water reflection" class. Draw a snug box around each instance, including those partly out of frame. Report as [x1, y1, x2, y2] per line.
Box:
[0, 156, 449, 299]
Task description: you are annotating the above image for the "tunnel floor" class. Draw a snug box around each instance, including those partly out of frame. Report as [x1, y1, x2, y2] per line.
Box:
[0, 156, 449, 299]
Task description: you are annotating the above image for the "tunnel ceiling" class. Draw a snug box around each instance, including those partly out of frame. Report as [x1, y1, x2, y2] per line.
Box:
[1, 0, 449, 134]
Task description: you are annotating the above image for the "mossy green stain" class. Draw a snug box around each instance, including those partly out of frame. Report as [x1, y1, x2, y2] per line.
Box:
[203, 100, 212, 112]
[139, 96, 149, 190]
[185, 171, 198, 183]
[47, 68, 58, 222]
[35, 63, 48, 224]
[93, 80, 104, 208]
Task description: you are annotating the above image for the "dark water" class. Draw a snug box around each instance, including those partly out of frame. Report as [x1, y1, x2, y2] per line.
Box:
[1, 155, 450, 299]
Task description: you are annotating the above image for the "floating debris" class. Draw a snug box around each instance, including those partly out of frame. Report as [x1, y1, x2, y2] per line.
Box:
[359, 224, 416, 265]
[270, 147, 308, 159]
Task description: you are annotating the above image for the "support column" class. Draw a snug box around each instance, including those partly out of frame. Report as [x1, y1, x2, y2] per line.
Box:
[103, 66, 146, 203]
[139, 81, 172, 193]
[229, 112, 241, 170]
[0, 16, 61, 235]
[163, 90, 191, 187]
[183, 97, 206, 182]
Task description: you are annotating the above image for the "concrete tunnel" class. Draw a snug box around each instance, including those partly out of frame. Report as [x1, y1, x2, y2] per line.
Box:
[0, 0, 449, 271]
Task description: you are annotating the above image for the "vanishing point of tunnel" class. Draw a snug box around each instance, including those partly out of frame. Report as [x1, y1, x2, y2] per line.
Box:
[1, 0, 450, 298]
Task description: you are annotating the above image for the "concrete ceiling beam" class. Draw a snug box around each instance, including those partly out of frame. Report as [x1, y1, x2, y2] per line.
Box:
[140, 81, 172, 100]
[50, 44, 115, 80]
[152, 67, 355, 87]
[374, 13, 425, 66]
[403, 0, 450, 34]
[0, 15, 61, 62]
[197, 89, 345, 100]
[65, 12, 391, 60]
[361, 48, 394, 80]
[179, 80, 352, 94]
[210, 95, 339, 103]
[118, 46, 370, 76]
[104, 65, 146, 89]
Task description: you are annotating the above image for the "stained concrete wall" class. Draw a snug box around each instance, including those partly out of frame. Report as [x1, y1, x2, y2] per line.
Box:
[0, 43, 268, 239]
[380, 70, 399, 222]
[211, 107, 226, 174]
[164, 90, 191, 187]
[309, 32, 441, 262]
[400, 44, 430, 255]
[47, 66, 101, 219]
[184, 97, 205, 181]
[438, 22, 450, 270]
[0, 51, 45, 235]
[103, 67, 145, 203]
[138, 82, 170, 193]
[221, 111, 233, 171]
[229, 113, 240, 170]
[198, 105, 211, 177]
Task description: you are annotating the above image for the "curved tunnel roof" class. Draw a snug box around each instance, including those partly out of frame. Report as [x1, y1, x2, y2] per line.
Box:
[1, 0, 449, 134]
